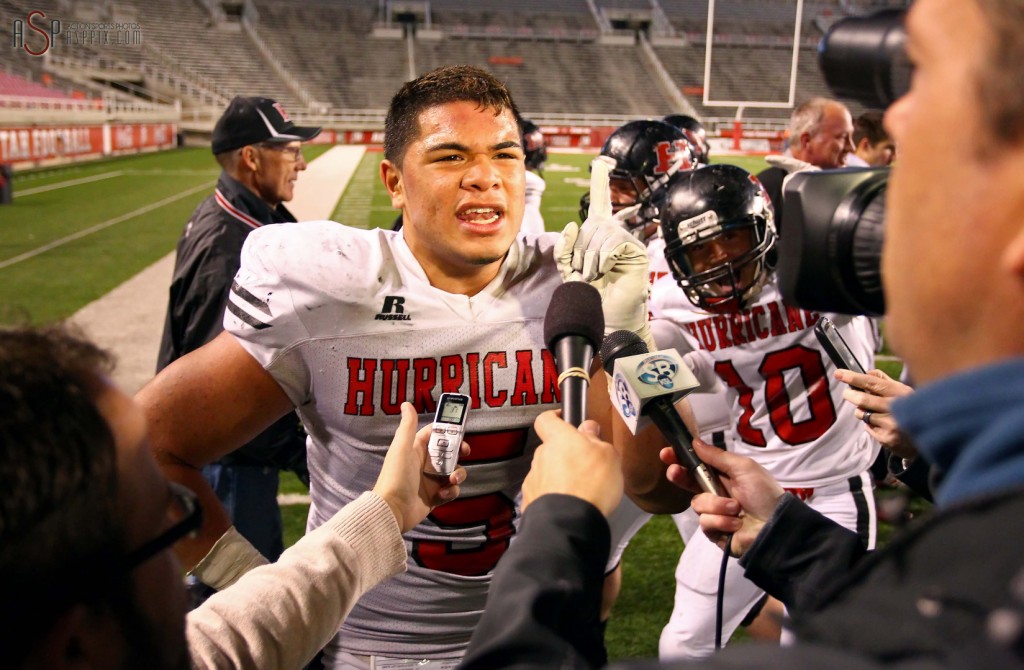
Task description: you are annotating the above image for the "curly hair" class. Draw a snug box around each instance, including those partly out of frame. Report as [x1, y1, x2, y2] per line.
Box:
[383, 65, 522, 166]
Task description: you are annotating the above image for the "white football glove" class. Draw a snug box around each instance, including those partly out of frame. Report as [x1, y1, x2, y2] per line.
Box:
[188, 525, 268, 590]
[555, 156, 654, 350]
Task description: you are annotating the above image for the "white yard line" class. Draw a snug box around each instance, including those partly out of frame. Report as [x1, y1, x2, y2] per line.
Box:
[277, 494, 312, 506]
[287, 145, 367, 221]
[68, 148, 367, 394]
[0, 182, 213, 271]
[15, 170, 124, 196]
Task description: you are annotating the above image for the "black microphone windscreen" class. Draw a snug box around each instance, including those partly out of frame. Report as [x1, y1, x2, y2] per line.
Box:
[543, 282, 605, 351]
[600, 329, 649, 374]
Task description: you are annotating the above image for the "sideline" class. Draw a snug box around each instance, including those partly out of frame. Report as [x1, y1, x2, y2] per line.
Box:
[15, 170, 125, 196]
[69, 146, 367, 394]
[0, 182, 214, 271]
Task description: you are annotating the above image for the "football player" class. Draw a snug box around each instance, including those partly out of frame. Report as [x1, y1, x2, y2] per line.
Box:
[650, 164, 880, 659]
[581, 120, 734, 625]
[137, 65, 681, 670]
[663, 114, 711, 166]
[592, 119, 695, 246]
[520, 119, 548, 234]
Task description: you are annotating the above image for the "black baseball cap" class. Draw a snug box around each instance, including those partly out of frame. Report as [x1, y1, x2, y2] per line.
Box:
[211, 96, 321, 154]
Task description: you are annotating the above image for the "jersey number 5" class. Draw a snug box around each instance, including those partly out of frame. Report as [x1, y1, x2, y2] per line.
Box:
[410, 428, 524, 576]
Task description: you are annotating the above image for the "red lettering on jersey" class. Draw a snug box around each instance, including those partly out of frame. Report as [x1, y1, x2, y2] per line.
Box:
[440, 354, 464, 393]
[650, 270, 670, 285]
[743, 311, 758, 343]
[712, 316, 733, 349]
[804, 310, 821, 328]
[411, 429, 526, 575]
[413, 358, 438, 413]
[511, 350, 539, 406]
[483, 352, 508, 407]
[767, 302, 788, 336]
[413, 493, 516, 577]
[729, 313, 749, 346]
[759, 345, 836, 445]
[715, 360, 767, 447]
[751, 305, 769, 340]
[696, 319, 717, 351]
[466, 352, 482, 409]
[344, 358, 377, 416]
[379, 359, 410, 414]
[540, 349, 559, 404]
[785, 304, 805, 333]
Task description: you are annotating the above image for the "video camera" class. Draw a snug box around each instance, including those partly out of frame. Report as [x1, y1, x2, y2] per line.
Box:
[776, 8, 908, 317]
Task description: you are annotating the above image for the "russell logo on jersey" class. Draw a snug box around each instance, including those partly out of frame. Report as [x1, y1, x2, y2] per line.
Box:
[375, 295, 412, 321]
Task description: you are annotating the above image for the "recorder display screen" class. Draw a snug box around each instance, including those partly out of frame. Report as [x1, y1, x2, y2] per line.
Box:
[438, 397, 467, 424]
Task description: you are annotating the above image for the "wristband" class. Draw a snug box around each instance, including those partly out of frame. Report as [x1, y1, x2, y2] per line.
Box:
[188, 525, 269, 590]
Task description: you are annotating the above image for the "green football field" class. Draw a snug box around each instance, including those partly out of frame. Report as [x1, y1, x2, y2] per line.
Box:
[0, 147, 770, 326]
[0, 147, 901, 660]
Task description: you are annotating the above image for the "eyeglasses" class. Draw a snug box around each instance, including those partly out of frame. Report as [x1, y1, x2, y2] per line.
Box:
[117, 482, 203, 574]
[258, 142, 304, 161]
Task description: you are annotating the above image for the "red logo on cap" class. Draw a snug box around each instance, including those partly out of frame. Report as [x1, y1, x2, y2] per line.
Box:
[272, 102, 291, 124]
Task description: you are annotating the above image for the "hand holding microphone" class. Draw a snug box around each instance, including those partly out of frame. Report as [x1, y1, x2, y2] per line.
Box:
[600, 330, 726, 496]
[543, 282, 604, 427]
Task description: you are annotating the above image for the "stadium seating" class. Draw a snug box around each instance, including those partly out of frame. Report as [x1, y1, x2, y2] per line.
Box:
[0, 0, 887, 134]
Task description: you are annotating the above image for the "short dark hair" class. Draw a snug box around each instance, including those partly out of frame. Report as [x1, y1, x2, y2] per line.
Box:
[383, 65, 522, 166]
[0, 324, 123, 664]
[976, 0, 1024, 148]
[853, 110, 889, 146]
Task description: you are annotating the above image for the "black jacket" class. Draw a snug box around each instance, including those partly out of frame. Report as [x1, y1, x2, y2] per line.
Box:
[461, 492, 1024, 670]
[157, 172, 307, 473]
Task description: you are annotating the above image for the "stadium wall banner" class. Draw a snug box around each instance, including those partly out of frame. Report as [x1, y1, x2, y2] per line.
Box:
[0, 123, 177, 166]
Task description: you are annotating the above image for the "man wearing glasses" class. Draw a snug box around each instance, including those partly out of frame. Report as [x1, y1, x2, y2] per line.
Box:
[157, 96, 321, 599]
[0, 324, 464, 670]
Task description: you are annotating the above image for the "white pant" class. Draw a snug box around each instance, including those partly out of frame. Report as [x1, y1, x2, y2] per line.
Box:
[334, 652, 460, 670]
[659, 471, 877, 660]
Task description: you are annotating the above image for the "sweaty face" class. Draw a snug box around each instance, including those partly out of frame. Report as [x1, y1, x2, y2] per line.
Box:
[803, 105, 854, 169]
[609, 176, 658, 239]
[252, 141, 306, 206]
[684, 227, 758, 295]
[382, 101, 525, 293]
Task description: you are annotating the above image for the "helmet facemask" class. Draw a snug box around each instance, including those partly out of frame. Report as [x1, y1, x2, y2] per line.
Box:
[666, 215, 776, 313]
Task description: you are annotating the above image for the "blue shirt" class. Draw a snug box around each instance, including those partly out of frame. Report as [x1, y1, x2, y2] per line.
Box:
[892, 357, 1024, 508]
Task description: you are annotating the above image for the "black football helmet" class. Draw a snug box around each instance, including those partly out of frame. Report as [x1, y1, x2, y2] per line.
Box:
[660, 164, 776, 313]
[663, 114, 710, 166]
[521, 119, 547, 172]
[597, 119, 695, 239]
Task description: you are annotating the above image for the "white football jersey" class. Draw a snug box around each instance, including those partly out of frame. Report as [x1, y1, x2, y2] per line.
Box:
[225, 222, 563, 660]
[650, 274, 879, 487]
[520, 169, 546, 235]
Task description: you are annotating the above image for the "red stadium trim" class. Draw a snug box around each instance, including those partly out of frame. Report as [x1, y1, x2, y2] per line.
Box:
[215, 189, 263, 229]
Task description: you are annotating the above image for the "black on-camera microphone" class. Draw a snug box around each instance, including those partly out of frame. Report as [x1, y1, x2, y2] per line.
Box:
[544, 282, 604, 427]
[600, 330, 725, 496]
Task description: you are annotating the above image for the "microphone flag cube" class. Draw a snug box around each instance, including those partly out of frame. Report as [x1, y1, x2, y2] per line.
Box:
[611, 348, 700, 435]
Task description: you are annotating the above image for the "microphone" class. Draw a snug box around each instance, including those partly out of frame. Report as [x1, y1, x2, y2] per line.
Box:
[544, 282, 605, 427]
[600, 330, 726, 496]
